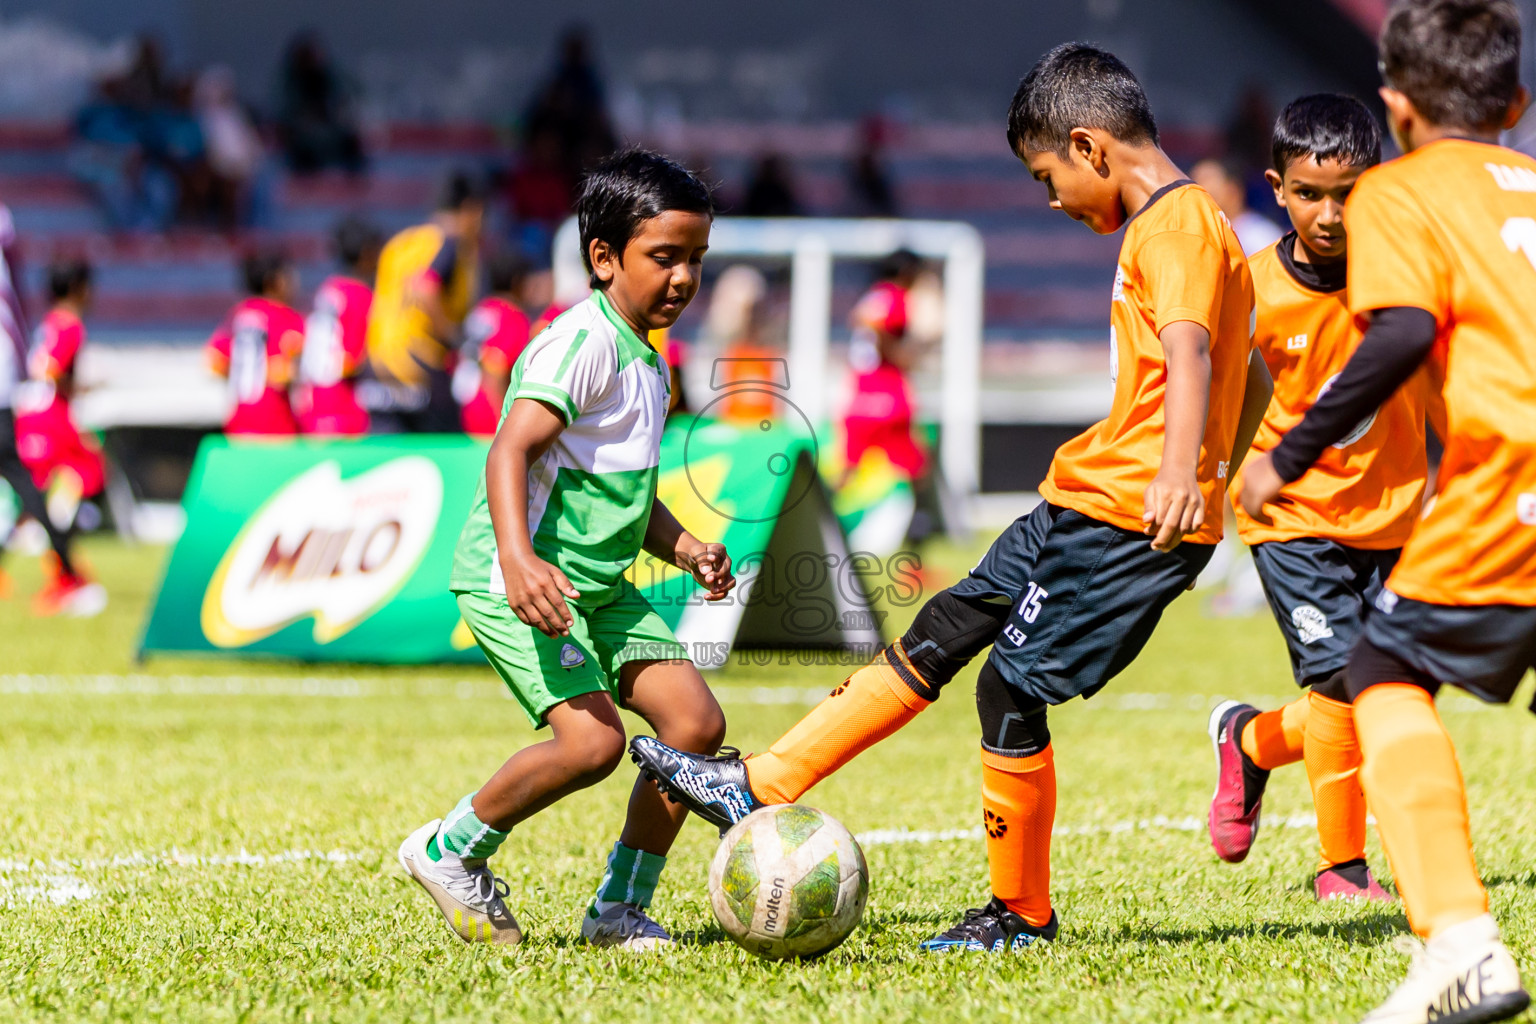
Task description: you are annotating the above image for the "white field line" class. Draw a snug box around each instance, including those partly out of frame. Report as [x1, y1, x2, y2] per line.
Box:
[0, 848, 363, 907]
[0, 673, 1499, 713]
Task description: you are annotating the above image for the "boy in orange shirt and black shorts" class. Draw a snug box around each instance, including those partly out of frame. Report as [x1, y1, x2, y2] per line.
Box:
[633, 42, 1272, 953]
[1206, 94, 1445, 901]
[1243, 2, 1533, 1020]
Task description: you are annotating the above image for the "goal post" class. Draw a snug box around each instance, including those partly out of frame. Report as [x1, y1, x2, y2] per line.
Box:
[551, 216, 986, 497]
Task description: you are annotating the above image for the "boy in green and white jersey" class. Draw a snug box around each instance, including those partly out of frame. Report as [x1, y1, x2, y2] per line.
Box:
[399, 150, 733, 950]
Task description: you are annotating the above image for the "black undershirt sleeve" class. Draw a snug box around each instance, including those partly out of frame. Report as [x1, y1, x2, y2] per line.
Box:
[1269, 306, 1438, 483]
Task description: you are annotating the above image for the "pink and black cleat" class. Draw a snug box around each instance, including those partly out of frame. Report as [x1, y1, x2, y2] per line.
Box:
[1207, 700, 1269, 863]
[1314, 860, 1394, 902]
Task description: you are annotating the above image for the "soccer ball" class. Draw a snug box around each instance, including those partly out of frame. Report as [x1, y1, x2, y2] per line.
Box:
[708, 804, 869, 960]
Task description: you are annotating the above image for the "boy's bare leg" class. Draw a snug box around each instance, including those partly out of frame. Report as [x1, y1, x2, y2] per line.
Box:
[470, 692, 627, 829]
[617, 658, 726, 855]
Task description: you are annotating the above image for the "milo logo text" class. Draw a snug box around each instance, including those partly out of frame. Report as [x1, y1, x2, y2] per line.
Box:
[201, 457, 443, 647]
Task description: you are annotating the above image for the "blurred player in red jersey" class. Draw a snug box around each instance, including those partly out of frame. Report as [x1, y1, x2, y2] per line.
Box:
[842, 249, 927, 482]
[296, 218, 380, 436]
[11, 258, 107, 616]
[456, 252, 531, 437]
[206, 251, 304, 436]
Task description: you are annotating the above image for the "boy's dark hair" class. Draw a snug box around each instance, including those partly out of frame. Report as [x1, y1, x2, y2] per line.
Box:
[876, 248, 921, 282]
[437, 169, 487, 211]
[1006, 42, 1159, 158]
[486, 250, 529, 295]
[1380, 0, 1522, 131]
[332, 215, 382, 269]
[577, 149, 713, 289]
[47, 258, 92, 301]
[1271, 94, 1382, 174]
[242, 250, 289, 296]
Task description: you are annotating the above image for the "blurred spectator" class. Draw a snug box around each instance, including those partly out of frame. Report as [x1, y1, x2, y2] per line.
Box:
[0, 207, 98, 612]
[1191, 157, 1282, 256]
[455, 251, 532, 437]
[504, 123, 575, 259]
[71, 35, 186, 232]
[1224, 85, 1275, 180]
[296, 217, 381, 437]
[742, 154, 801, 217]
[193, 67, 269, 229]
[524, 26, 617, 180]
[277, 32, 365, 176]
[206, 250, 304, 436]
[848, 116, 898, 217]
[364, 171, 486, 433]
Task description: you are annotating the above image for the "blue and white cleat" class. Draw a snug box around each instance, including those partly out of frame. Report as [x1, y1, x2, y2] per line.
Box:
[919, 898, 1059, 953]
[629, 736, 761, 834]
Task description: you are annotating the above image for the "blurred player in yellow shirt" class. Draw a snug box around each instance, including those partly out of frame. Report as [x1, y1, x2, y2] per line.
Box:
[365, 171, 484, 432]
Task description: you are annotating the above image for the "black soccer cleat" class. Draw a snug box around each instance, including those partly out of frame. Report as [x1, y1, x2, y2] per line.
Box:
[629, 736, 763, 834]
[918, 897, 1059, 953]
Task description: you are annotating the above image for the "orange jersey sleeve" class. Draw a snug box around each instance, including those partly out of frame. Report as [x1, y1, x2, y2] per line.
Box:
[1231, 240, 1432, 547]
[1041, 183, 1254, 544]
[1343, 140, 1536, 606]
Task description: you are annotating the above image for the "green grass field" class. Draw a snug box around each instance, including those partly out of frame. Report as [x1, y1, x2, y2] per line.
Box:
[2, 536, 1533, 1023]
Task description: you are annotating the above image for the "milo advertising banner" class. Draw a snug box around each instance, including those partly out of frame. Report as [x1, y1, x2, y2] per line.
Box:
[141, 421, 888, 666]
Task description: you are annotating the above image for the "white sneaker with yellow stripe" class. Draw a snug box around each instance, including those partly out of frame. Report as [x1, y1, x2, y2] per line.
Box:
[398, 819, 523, 946]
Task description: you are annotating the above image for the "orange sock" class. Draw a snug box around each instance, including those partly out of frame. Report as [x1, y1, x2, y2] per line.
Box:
[745, 644, 932, 804]
[1354, 684, 1487, 938]
[1240, 695, 1309, 770]
[982, 744, 1055, 927]
[1302, 691, 1366, 871]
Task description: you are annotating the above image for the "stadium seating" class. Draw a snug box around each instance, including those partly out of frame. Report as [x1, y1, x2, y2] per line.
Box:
[0, 118, 1221, 347]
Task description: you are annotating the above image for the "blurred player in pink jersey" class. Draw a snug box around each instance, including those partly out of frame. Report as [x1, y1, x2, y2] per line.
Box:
[206, 251, 305, 437]
[842, 248, 928, 481]
[296, 218, 380, 436]
[456, 252, 531, 437]
[12, 257, 107, 616]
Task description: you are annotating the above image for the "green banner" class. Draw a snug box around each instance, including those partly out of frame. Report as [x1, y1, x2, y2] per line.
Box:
[141, 422, 885, 665]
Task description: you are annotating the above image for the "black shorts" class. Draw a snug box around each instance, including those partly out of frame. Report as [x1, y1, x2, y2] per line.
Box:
[1251, 538, 1398, 688]
[1348, 591, 1536, 710]
[952, 502, 1213, 706]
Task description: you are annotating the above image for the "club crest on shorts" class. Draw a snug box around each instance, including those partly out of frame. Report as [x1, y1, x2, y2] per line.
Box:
[1291, 604, 1334, 645]
[559, 643, 586, 669]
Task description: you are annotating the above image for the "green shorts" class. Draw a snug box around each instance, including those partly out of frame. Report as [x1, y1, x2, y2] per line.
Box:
[455, 580, 689, 727]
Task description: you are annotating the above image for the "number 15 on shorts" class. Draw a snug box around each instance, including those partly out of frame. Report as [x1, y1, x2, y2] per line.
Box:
[1004, 582, 1048, 646]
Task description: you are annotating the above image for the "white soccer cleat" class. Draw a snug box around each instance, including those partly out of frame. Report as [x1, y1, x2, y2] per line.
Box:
[1361, 914, 1529, 1024]
[580, 902, 673, 951]
[397, 819, 522, 946]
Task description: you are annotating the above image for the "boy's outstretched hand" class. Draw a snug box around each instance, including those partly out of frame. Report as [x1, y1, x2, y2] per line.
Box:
[1143, 468, 1204, 552]
[677, 538, 736, 601]
[1237, 451, 1285, 523]
[501, 553, 580, 637]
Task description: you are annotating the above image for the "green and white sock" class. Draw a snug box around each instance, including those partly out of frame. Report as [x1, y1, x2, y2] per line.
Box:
[589, 841, 666, 915]
[431, 793, 509, 862]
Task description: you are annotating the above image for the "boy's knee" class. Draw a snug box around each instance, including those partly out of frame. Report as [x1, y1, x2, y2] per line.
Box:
[661, 702, 727, 754]
[560, 719, 627, 779]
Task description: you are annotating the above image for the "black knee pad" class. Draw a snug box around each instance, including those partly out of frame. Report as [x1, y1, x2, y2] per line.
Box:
[975, 659, 1050, 757]
[898, 588, 1011, 693]
[1308, 669, 1350, 704]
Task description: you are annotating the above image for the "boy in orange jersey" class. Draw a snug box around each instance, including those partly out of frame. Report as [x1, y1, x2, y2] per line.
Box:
[634, 42, 1273, 953]
[1207, 94, 1446, 901]
[1243, 2, 1532, 1020]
